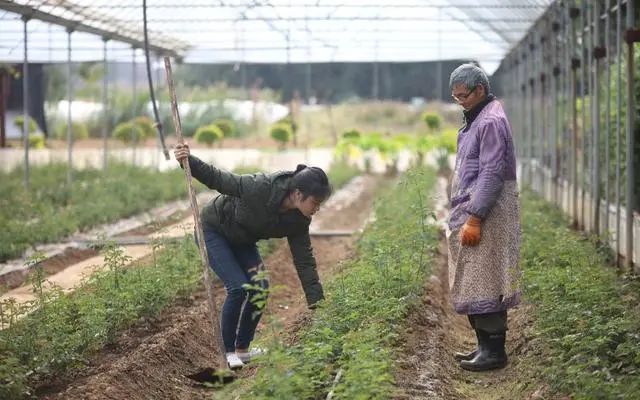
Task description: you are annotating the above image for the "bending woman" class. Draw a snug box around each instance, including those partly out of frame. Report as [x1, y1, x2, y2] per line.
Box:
[174, 143, 331, 369]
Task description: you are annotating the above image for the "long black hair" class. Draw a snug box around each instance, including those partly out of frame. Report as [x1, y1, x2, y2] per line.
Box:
[289, 164, 332, 201]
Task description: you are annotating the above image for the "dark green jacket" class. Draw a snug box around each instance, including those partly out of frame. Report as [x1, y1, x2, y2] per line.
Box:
[187, 155, 324, 306]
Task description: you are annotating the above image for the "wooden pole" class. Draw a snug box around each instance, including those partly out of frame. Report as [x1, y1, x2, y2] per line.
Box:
[163, 57, 227, 370]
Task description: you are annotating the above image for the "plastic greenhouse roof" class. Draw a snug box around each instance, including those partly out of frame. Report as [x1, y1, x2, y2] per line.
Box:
[0, 0, 553, 73]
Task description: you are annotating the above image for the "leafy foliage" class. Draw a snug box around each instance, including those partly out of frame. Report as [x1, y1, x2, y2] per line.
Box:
[194, 124, 224, 147]
[13, 115, 40, 134]
[112, 121, 145, 144]
[0, 163, 188, 262]
[341, 129, 361, 140]
[213, 118, 236, 138]
[521, 191, 640, 399]
[270, 123, 293, 148]
[133, 116, 156, 140]
[54, 121, 89, 141]
[422, 111, 442, 131]
[28, 134, 46, 149]
[0, 238, 202, 399]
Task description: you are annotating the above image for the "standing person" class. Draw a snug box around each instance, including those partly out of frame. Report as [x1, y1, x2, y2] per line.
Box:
[446, 63, 521, 371]
[174, 143, 331, 369]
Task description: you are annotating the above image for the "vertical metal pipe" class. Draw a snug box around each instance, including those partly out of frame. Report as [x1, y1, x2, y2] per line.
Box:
[538, 31, 549, 200]
[155, 53, 162, 93]
[557, 3, 565, 209]
[22, 16, 29, 191]
[552, 11, 559, 206]
[515, 57, 520, 158]
[615, 0, 622, 265]
[530, 37, 536, 187]
[102, 38, 109, 171]
[522, 49, 528, 183]
[66, 28, 73, 187]
[624, 0, 635, 269]
[580, 1, 587, 230]
[571, 2, 580, 225]
[605, 0, 612, 239]
[559, 2, 573, 211]
[593, 0, 602, 235]
[131, 47, 137, 165]
[586, 0, 594, 232]
[306, 61, 311, 103]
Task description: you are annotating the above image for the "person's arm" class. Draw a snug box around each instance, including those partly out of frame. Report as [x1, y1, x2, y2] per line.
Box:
[459, 120, 507, 246]
[174, 143, 258, 197]
[287, 232, 324, 308]
[466, 119, 507, 219]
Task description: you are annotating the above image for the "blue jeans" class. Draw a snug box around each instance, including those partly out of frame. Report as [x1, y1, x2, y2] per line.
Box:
[201, 227, 268, 353]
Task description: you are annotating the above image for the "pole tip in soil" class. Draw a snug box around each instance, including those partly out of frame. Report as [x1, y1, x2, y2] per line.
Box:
[185, 367, 235, 385]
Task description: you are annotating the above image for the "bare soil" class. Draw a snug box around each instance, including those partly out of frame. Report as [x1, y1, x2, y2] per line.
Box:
[36, 175, 382, 400]
[0, 247, 97, 293]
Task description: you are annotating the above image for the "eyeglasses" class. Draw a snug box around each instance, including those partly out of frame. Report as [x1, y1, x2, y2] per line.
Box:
[451, 86, 477, 102]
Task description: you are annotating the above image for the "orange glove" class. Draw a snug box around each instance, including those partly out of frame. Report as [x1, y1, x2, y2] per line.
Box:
[460, 215, 482, 246]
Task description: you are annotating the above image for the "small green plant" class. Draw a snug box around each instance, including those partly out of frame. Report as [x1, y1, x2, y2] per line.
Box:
[11, 116, 46, 147]
[341, 129, 361, 140]
[435, 128, 458, 154]
[102, 241, 132, 290]
[242, 269, 270, 319]
[214, 118, 236, 138]
[422, 111, 442, 131]
[112, 121, 145, 144]
[194, 124, 224, 147]
[270, 123, 293, 149]
[133, 116, 156, 140]
[28, 133, 46, 149]
[13, 115, 40, 134]
[26, 252, 48, 307]
[412, 135, 435, 166]
[54, 121, 89, 141]
[276, 114, 298, 133]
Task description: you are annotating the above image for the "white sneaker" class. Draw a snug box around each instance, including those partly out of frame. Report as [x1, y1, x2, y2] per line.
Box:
[225, 352, 244, 370]
[236, 347, 266, 363]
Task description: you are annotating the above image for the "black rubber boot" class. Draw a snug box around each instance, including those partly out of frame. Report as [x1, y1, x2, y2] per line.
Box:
[454, 329, 481, 361]
[459, 330, 508, 371]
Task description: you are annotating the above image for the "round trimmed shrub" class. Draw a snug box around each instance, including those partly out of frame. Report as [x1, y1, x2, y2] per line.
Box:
[342, 129, 361, 140]
[55, 121, 89, 140]
[112, 121, 144, 144]
[270, 123, 293, 147]
[133, 116, 156, 140]
[214, 118, 236, 138]
[28, 133, 46, 149]
[422, 112, 442, 131]
[194, 124, 224, 147]
[277, 115, 297, 132]
[13, 115, 40, 134]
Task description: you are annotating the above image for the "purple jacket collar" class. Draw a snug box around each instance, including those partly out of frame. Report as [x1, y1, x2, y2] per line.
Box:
[462, 93, 496, 127]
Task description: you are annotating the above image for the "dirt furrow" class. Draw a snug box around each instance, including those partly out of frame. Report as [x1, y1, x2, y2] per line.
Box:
[394, 236, 544, 400]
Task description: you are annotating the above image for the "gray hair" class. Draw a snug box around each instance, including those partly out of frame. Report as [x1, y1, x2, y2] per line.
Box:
[449, 63, 490, 93]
